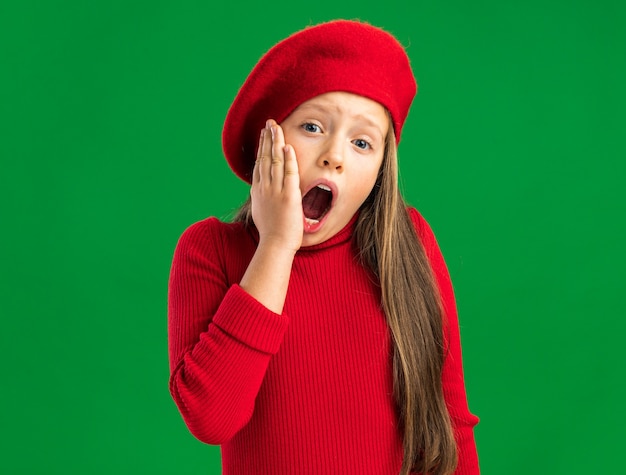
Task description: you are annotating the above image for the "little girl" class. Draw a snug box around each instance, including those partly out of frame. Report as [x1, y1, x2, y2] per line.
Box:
[168, 20, 479, 475]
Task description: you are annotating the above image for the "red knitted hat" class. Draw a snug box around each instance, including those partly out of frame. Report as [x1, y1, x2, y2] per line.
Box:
[222, 19, 417, 183]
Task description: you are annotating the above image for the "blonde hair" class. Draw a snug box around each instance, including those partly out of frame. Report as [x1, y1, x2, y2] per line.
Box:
[355, 125, 457, 475]
[233, 123, 457, 475]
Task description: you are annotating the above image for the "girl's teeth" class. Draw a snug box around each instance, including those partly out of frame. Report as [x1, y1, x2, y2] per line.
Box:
[316, 184, 331, 192]
[305, 217, 319, 225]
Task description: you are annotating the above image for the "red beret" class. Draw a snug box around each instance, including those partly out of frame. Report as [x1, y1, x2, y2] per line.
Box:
[222, 19, 417, 183]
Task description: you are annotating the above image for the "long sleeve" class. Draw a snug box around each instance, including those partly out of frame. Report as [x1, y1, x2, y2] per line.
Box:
[167, 218, 289, 444]
[408, 208, 480, 474]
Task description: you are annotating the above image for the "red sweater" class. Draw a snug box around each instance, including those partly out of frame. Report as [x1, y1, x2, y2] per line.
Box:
[168, 208, 479, 474]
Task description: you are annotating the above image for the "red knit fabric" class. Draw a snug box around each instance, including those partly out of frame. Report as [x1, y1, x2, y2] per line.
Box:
[168, 208, 479, 474]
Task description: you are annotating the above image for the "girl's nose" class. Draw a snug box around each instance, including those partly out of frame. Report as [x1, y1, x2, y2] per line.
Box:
[318, 140, 344, 171]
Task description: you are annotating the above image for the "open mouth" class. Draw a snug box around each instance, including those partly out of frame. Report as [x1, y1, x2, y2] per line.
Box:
[302, 184, 333, 225]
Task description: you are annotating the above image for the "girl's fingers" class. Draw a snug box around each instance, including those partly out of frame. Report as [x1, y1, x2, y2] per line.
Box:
[270, 123, 286, 187]
[260, 123, 273, 186]
[255, 120, 296, 192]
[283, 144, 299, 192]
[253, 128, 265, 185]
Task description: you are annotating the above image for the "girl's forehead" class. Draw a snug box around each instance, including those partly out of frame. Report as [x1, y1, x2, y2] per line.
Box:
[289, 92, 389, 128]
[295, 91, 384, 111]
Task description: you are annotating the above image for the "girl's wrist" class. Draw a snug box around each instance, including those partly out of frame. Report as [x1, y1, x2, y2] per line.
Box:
[256, 239, 299, 259]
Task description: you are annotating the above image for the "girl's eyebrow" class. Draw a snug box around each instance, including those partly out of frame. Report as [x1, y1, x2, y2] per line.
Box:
[295, 103, 386, 139]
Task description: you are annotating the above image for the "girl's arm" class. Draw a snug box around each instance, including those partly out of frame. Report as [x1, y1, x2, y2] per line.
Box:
[168, 220, 289, 445]
[168, 121, 301, 445]
[408, 208, 481, 473]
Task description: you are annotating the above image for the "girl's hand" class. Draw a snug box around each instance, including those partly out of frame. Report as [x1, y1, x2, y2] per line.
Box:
[250, 119, 302, 254]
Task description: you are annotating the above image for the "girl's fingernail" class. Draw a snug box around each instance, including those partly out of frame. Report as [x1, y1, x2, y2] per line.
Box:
[266, 119, 272, 129]
[270, 125, 276, 139]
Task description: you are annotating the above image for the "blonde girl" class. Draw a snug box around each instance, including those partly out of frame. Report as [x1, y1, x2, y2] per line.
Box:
[168, 19, 479, 475]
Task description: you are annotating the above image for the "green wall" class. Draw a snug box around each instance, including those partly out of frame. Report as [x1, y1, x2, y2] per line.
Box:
[2, 1, 624, 473]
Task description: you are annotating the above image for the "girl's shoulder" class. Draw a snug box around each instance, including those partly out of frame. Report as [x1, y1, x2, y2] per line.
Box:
[178, 215, 247, 240]
[174, 216, 256, 258]
[405, 207, 453, 297]
[406, 206, 438, 251]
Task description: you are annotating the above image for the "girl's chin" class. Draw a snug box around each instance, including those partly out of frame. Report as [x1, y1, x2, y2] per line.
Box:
[301, 234, 328, 247]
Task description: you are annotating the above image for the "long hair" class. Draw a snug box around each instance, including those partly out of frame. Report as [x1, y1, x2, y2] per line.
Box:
[355, 126, 457, 474]
[233, 124, 457, 475]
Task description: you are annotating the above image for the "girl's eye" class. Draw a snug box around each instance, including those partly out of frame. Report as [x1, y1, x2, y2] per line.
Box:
[302, 123, 321, 133]
[353, 138, 372, 150]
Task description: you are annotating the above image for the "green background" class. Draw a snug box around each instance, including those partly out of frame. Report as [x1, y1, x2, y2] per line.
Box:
[2, 0, 625, 473]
